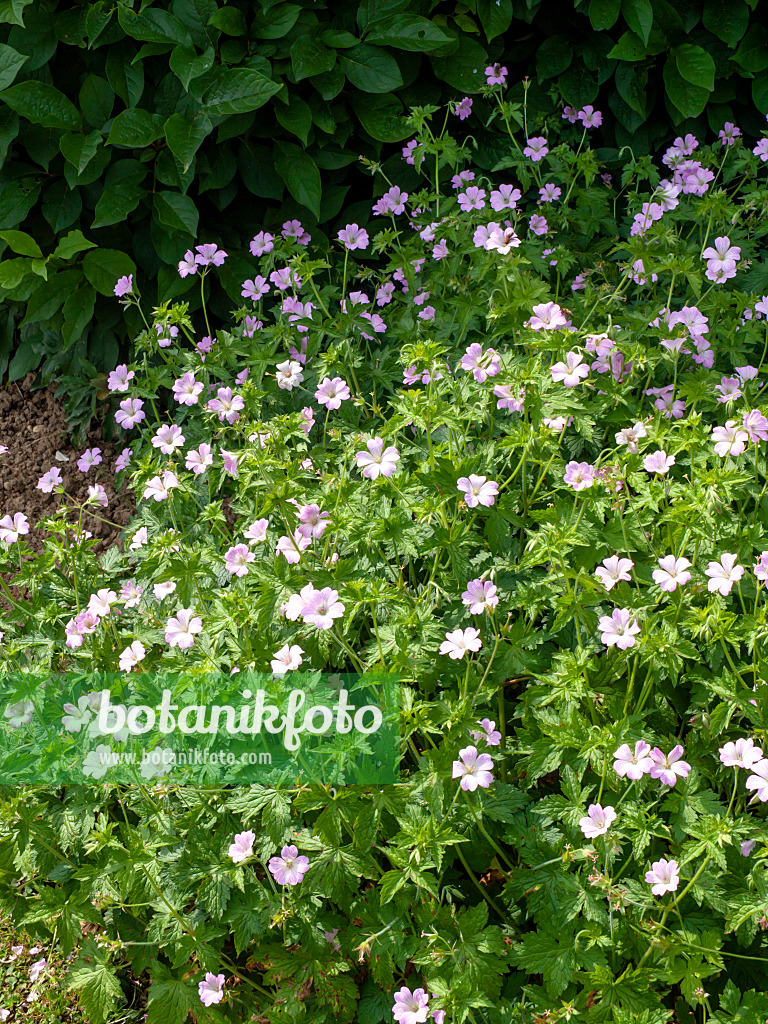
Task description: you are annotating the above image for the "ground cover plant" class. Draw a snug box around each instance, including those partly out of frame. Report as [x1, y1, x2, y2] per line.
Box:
[0, 79, 768, 1022]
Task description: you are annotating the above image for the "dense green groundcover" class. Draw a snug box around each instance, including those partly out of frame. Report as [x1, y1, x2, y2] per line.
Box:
[1, 94, 768, 1021]
[0, 0, 767, 428]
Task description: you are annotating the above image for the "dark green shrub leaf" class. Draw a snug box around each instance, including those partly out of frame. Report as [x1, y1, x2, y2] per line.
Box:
[108, 108, 165, 147]
[607, 30, 646, 60]
[0, 80, 80, 128]
[21, 268, 80, 324]
[431, 35, 488, 92]
[0, 0, 32, 27]
[366, 15, 454, 53]
[339, 44, 403, 93]
[733, 24, 768, 73]
[164, 111, 211, 172]
[674, 43, 715, 91]
[7, 337, 39, 379]
[622, 0, 653, 45]
[91, 182, 145, 228]
[0, 180, 40, 228]
[703, 0, 749, 46]
[154, 191, 199, 236]
[202, 67, 282, 118]
[663, 56, 709, 118]
[53, 229, 97, 260]
[753, 70, 768, 112]
[208, 6, 246, 36]
[78, 74, 114, 126]
[0, 228, 41, 257]
[275, 94, 312, 145]
[290, 37, 336, 81]
[117, 6, 192, 47]
[252, 3, 301, 39]
[105, 43, 144, 107]
[273, 140, 321, 217]
[589, 0, 621, 30]
[0, 42, 27, 89]
[59, 130, 102, 174]
[82, 248, 135, 295]
[350, 93, 411, 142]
[476, 0, 514, 42]
[169, 44, 214, 90]
[61, 283, 97, 346]
[536, 36, 573, 81]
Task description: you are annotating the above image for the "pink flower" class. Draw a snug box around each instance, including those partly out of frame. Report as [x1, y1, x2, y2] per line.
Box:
[470, 718, 502, 746]
[108, 364, 134, 392]
[173, 372, 203, 405]
[562, 105, 579, 123]
[194, 243, 227, 267]
[269, 844, 309, 885]
[719, 738, 763, 769]
[295, 504, 330, 539]
[485, 63, 507, 85]
[613, 740, 653, 779]
[551, 351, 588, 386]
[118, 641, 146, 672]
[37, 467, 62, 492]
[224, 544, 255, 577]
[452, 745, 493, 791]
[88, 588, 118, 618]
[719, 122, 741, 146]
[228, 830, 255, 863]
[461, 579, 498, 614]
[0, 513, 29, 543]
[302, 587, 345, 630]
[539, 183, 561, 202]
[529, 214, 548, 236]
[270, 644, 303, 676]
[457, 186, 486, 212]
[178, 250, 197, 277]
[743, 409, 768, 442]
[338, 223, 369, 250]
[753, 552, 768, 588]
[652, 555, 692, 592]
[276, 359, 304, 390]
[490, 184, 521, 210]
[645, 858, 679, 895]
[315, 377, 350, 410]
[152, 425, 184, 455]
[529, 301, 568, 330]
[595, 555, 633, 591]
[745, 760, 768, 801]
[753, 139, 768, 161]
[115, 448, 132, 472]
[643, 450, 674, 475]
[143, 471, 179, 501]
[186, 443, 213, 475]
[276, 530, 311, 564]
[486, 226, 520, 253]
[241, 275, 269, 301]
[712, 420, 748, 457]
[457, 475, 498, 508]
[523, 136, 548, 161]
[715, 376, 742, 403]
[250, 231, 274, 256]
[705, 553, 744, 595]
[563, 461, 595, 491]
[198, 973, 225, 1007]
[114, 275, 132, 297]
[87, 484, 108, 507]
[208, 387, 244, 424]
[355, 438, 400, 479]
[578, 106, 602, 128]
[244, 518, 269, 544]
[579, 803, 616, 838]
[120, 581, 142, 608]
[392, 986, 430, 1024]
[598, 608, 640, 650]
[493, 385, 524, 411]
[460, 343, 501, 382]
[649, 745, 691, 787]
[115, 398, 145, 429]
[454, 97, 473, 119]
[440, 627, 482, 660]
[702, 236, 740, 280]
[615, 422, 647, 452]
[282, 219, 310, 245]
[165, 608, 203, 649]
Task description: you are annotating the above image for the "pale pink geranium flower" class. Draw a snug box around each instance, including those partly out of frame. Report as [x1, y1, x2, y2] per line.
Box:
[490, 183, 521, 210]
[173, 372, 204, 405]
[529, 214, 548, 236]
[550, 352, 589, 386]
[453, 745, 494, 791]
[719, 737, 763, 769]
[529, 301, 568, 330]
[649, 745, 691, 786]
[115, 398, 145, 429]
[118, 640, 146, 672]
[746, 760, 768, 801]
[485, 62, 507, 85]
[88, 588, 118, 618]
[494, 385, 525, 411]
[241, 275, 269, 300]
[228, 830, 255, 863]
[595, 555, 633, 590]
[244, 519, 269, 544]
[598, 608, 640, 650]
[645, 858, 679, 895]
[457, 475, 498, 508]
[470, 718, 502, 746]
[143, 471, 179, 501]
[114, 275, 132, 297]
[302, 588, 345, 630]
[462, 579, 498, 614]
[186, 443, 213, 475]
[37, 467, 62, 492]
[753, 139, 768, 161]
[457, 186, 486, 212]
[743, 409, 768, 442]
[460, 343, 501, 382]
[615, 422, 647, 453]
[753, 552, 768, 588]
[152, 425, 184, 455]
[712, 421, 748, 457]
[563, 461, 595, 491]
[77, 447, 102, 473]
[337, 223, 369, 250]
[178, 250, 197, 277]
[224, 544, 255, 577]
[87, 484, 108, 508]
[198, 973, 225, 1007]
[705, 553, 744, 595]
[614, 740, 653, 779]
[315, 377, 350, 410]
[276, 530, 311, 564]
[643, 450, 675, 475]
[270, 644, 303, 676]
[440, 627, 482, 660]
[120, 581, 142, 608]
[194, 243, 227, 267]
[276, 359, 304, 390]
[579, 803, 616, 839]
[652, 555, 692, 592]
[355, 438, 400, 479]
[523, 136, 548, 161]
[392, 987, 430, 1024]
[165, 608, 203, 649]
[296, 505, 330, 539]
[0, 513, 29, 544]
[108, 364, 134, 392]
[454, 97, 472, 119]
[486, 225, 520, 253]
[28, 958, 46, 983]
[115, 448, 132, 472]
[269, 845, 309, 885]
[702, 236, 740, 281]
[208, 387, 244, 424]
[578, 105, 602, 128]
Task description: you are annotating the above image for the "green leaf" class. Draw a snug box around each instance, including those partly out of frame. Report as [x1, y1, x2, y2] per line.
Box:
[53, 230, 97, 260]
[0, 43, 27, 90]
[607, 30, 646, 60]
[351, 93, 411, 142]
[733, 24, 768, 73]
[7, 339, 40, 380]
[703, 0, 749, 46]
[60, 130, 102, 174]
[753, 70, 768, 112]
[274, 94, 312, 145]
[164, 112, 212, 172]
[339, 44, 403, 93]
[108, 108, 165, 148]
[674, 43, 716, 91]
[82, 248, 136, 296]
[252, 3, 301, 39]
[290, 37, 336, 81]
[0, 0, 32, 27]
[537, 36, 572, 81]
[146, 963, 197, 1024]
[154, 191, 198, 236]
[21, 269, 80, 324]
[68, 957, 123, 1024]
[622, 0, 653, 45]
[169, 44, 214, 90]
[589, 0, 620, 29]
[273, 140, 321, 218]
[208, 6, 245, 35]
[105, 44, 144, 107]
[664, 56, 710, 118]
[431, 35, 488, 92]
[92, 182, 145, 228]
[79, 74, 114, 126]
[476, 0, 513, 42]
[366, 15, 454, 52]
[202, 67, 282, 118]
[0, 81, 80, 129]
[117, 5, 192, 47]
[511, 930, 574, 999]
[0, 229, 41, 257]
[0, 256, 31, 288]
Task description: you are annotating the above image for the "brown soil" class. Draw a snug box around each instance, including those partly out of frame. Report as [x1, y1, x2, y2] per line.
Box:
[0, 375, 135, 555]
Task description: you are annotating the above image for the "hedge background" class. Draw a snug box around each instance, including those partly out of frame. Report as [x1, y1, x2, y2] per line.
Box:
[0, 0, 765, 428]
